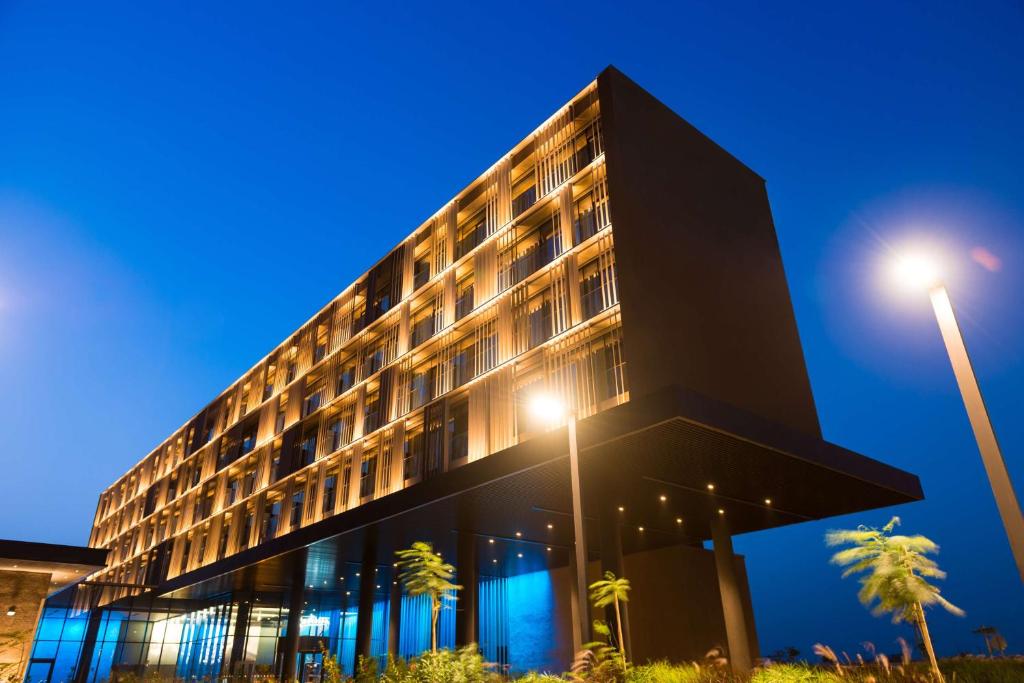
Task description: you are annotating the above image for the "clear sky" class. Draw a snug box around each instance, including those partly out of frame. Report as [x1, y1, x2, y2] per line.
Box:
[2, 0, 1022, 662]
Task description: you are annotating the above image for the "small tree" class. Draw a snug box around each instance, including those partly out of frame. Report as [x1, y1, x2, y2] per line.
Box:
[318, 641, 343, 683]
[827, 516, 963, 682]
[588, 571, 631, 670]
[395, 541, 461, 652]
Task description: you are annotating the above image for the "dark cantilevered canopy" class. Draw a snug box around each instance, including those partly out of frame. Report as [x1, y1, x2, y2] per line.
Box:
[150, 384, 921, 602]
[0, 539, 108, 595]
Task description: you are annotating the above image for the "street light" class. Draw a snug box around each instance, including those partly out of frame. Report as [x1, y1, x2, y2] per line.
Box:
[529, 393, 590, 651]
[892, 250, 1024, 582]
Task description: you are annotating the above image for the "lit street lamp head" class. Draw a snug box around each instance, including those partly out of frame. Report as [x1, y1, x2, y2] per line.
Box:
[529, 393, 566, 421]
[893, 252, 942, 291]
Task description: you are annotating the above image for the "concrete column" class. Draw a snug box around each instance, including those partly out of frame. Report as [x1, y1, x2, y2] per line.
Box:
[73, 608, 103, 683]
[455, 532, 478, 647]
[387, 575, 402, 658]
[281, 550, 307, 682]
[710, 514, 753, 674]
[353, 534, 378, 672]
[598, 503, 631, 659]
[227, 593, 252, 675]
[567, 415, 590, 651]
[567, 553, 583, 653]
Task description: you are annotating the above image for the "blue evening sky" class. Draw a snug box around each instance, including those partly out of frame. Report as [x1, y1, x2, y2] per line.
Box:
[2, 0, 1022, 661]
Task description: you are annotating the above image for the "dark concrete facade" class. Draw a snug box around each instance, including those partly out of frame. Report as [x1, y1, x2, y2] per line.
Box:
[599, 66, 821, 437]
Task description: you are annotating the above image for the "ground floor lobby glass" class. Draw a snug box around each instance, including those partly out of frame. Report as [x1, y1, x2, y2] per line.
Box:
[27, 571, 560, 682]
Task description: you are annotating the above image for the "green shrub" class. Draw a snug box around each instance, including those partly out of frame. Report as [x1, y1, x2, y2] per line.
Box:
[512, 673, 565, 683]
[751, 664, 843, 683]
[380, 646, 496, 683]
[627, 660, 730, 683]
[939, 658, 1024, 683]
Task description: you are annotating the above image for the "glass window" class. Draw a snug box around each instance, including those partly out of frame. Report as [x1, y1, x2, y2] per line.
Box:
[261, 501, 281, 542]
[413, 257, 431, 291]
[299, 430, 318, 467]
[410, 303, 436, 348]
[243, 468, 256, 497]
[364, 390, 381, 435]
[456, 207, 487, 259]
[512, 169, 537, 218]
[455, 273, 475, 321]
[574, 190, 599, 244]
[290, 490, 304, 528]
[447, 395, 469, 462]
[403, 424, 424, 480]
[270, 449, 283, 483]
[359, 451, 377, 498]
[336, 357, 357, 395]
[218, 520, 232, 560]
[263, 363, 278, 400]
[322, 472, 338, 514]
[302, 383, 323, 417]
[241, 428, 256, 455]
[410, 360, 435, 411]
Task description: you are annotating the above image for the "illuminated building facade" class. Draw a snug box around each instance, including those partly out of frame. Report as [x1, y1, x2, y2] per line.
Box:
[26, 67, 923, 682]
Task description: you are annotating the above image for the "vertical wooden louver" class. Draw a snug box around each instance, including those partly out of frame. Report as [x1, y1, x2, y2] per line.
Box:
[87, 81, 631, 595]
[535, 106, 577, 197]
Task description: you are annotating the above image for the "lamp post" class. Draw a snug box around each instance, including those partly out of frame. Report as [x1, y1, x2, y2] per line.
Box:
[531, 394, 590, 651]
[894, 254, 1024, 582]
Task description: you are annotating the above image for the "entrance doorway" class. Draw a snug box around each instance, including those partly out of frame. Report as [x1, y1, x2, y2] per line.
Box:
[298, 651, 323, 683]
[24, 658, 55, 683]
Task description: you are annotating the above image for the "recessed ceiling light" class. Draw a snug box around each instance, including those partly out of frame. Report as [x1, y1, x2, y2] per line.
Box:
[488, 539, 495, 544]
[515, 531, 522, 538]
[546, 547, 552, 552]
[517, 553, 523, 558]
[617, 506, 625, 512]
[707, 484, 715, 491]
[659, 495, 667, 502]
[492, 559, 497, 564]
[547, 523, 553, 529]
[355, 572, 360, 577]
[718, 509, 725, 515]
[638, 526, 645, 532]
[676, 517, 683, 524]
[764, 498, 772, 505]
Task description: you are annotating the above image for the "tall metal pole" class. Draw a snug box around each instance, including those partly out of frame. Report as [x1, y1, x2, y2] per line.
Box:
[929, 285, 1024, 582]
[567, 413, 591, 651]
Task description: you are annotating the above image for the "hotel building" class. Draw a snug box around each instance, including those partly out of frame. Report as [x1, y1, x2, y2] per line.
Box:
[25, 67, 922, 681]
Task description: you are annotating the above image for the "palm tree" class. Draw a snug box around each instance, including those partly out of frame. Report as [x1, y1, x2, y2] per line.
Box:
[826, 516, 963, 682]
[394, 541, 461, 652]
[991, 632, 1008, 657]
[973, 626, 997, 656]
[588, 571, 631, 670]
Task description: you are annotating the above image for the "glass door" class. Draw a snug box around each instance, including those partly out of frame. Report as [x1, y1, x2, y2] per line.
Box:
[25, 658, 55, 683]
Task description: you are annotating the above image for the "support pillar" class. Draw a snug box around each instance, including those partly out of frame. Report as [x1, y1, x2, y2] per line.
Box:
[710, 514, 753, 674]
[354, 533, 378, 672]
[567, 553, 583, 654]
[227, 593, 252, 675]
[281, 550, 307, 682]
[455, 532, 478, 647]
[73, 608, 103, 683]
[598, 502, 631, 659]
[567, 415, 590, 652]
[387, 575, 402, 658]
